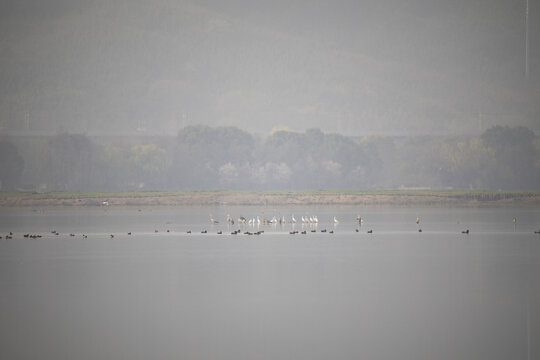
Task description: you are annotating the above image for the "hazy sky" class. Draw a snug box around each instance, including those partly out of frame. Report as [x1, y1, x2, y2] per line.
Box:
[1, 0, 538, 136]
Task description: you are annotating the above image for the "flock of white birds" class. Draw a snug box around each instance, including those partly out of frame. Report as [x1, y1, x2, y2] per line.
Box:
[210, 214, 345, 226]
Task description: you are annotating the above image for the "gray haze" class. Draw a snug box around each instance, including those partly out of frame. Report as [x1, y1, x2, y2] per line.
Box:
[1, 0, 539, 137]
[1, 206, 539, 360]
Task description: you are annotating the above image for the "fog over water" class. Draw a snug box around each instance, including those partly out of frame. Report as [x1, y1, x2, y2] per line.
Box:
[1, 206, 539, 360]
[1, 2, 540, 358]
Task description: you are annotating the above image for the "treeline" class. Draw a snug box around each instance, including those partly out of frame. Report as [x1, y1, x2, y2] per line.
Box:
[1, 125, 539, 191]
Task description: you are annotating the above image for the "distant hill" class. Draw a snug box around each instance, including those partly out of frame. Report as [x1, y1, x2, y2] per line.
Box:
[1, 0, 538, 136]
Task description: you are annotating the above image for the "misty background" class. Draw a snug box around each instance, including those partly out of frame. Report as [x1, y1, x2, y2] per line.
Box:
[1, 0, 539, 190]
[1, 125, 539, 191]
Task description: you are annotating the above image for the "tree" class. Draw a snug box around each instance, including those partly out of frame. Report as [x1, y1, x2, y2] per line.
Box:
[173, 125, 255, 189]
[39, 133, 99, 191]
[129, 143, 170, 190]
[0, 140, 24, 190]
[481, 125, 536, 151]
[260, 129, 373, 189]
[480, 125, 538, 189]
[439, 137, 495, 189]
[97, 144, 131, 191]
[357, 136, 396, 188]
[396, 136, 447, 189]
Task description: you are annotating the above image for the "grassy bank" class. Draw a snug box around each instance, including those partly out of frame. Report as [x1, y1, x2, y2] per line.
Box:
[1, 190, 539, 207]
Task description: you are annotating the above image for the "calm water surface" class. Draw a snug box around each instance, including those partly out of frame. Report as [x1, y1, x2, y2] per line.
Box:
[1, 206, 539, 360]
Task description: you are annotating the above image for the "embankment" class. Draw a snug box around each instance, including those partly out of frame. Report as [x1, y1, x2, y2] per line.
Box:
[1, 190, 539, 207]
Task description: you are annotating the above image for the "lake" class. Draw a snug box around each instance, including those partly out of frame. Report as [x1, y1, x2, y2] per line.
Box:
[1, 206, 539, 360]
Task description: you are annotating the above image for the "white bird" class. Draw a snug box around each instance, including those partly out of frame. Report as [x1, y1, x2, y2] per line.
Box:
[333, 216, 339, 224]
[416, 216, 420, 225]
[210, 214, 219, 224]
[257, 216, 261, 225]
[313, 215, 319, 223]
[291, 214, 297, 223]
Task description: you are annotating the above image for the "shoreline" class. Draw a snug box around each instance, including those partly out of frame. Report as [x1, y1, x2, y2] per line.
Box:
[1, 190, 539, 207]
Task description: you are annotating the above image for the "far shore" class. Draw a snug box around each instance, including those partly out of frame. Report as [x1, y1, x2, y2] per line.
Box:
[1, 190, 539, 207]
